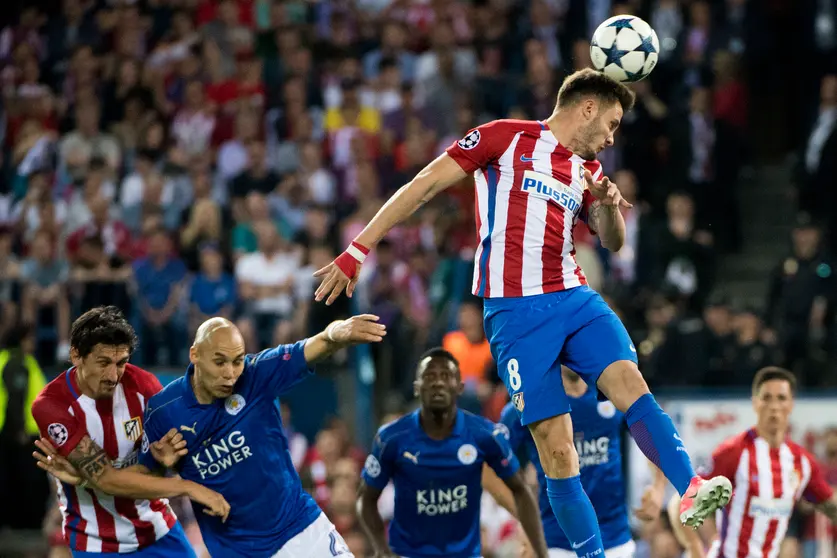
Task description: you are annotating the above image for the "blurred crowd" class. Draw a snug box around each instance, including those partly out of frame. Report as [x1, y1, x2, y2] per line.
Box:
[1, 0, 837, 556]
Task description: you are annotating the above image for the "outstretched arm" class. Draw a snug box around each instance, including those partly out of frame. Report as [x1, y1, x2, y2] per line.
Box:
[303, 314, 387, 364]
[314, 154, 466, 305]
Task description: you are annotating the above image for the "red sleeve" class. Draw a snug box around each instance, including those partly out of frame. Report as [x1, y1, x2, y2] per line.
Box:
[803, 453, 835, 504]
[445, 120, 511, 174]
[702, 435, 745, 482]
[125, 365, 163, 400]
[31, 395, 88, 458]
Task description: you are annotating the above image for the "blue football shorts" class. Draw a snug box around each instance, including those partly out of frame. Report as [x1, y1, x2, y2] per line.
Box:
[483, 285, 637, 426]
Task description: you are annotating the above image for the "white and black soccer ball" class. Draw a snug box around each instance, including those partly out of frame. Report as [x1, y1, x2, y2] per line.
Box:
[590, 15, 659, 83]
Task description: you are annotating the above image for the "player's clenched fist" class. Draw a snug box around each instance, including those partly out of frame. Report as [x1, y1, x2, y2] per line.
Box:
[313, 240, 369, 305]
[326, 315, 387, 344]
[583, 169, 632, 208]
[186, 482, 231, 523]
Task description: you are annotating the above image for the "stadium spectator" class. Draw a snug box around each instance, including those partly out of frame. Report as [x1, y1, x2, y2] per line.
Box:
[20, 230, 70, 365]
[766, 217, 836, 386]
[188, 242, 236, 336]
[132, 227, 188, 366]
[0, 322, 48, 530]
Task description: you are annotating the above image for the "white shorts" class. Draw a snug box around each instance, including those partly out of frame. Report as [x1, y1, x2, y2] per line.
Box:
[271, 513, 354, 557]
[548, 539, 636, 558]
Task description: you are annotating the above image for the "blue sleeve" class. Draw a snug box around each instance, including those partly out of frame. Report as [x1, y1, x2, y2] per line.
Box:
[361, 429, 396, 490]
[499, 404, 527, 456]
[139, 401, 168, 470]
[247, 340, 313, 397]
[480, 420, 520, 480]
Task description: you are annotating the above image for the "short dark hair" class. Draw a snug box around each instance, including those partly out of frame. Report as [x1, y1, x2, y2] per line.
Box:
[556, 68, 636, 112]
[3, 322, 35, 349]
[70, 306, 138, 358]
[416, 347, 459, 377]
[752, 366, 796, 396]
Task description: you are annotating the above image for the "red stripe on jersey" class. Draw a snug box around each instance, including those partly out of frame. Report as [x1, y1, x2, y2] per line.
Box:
[761, 447, 784, 555]
[737, 438, 759, 558]
[65, 486, 89, 550]
[117, 390, 158, 547]
[90, 490, 119, 553]
[94, 399, 119, 552]
[150, 498, 177, 529]
[541, 148, 569, 291]
[503, 134, 539, 296]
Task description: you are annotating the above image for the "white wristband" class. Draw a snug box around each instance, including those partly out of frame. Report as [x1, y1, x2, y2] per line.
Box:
[326, 322, 340, 342]
[346, 243, 368, 263]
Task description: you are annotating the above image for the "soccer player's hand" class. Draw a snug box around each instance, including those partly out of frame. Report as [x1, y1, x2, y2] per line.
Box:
[314, 241, 369, 305]
[150, 428, 188, 469]
[33, 437, 83, 486]
[583, 169, 632, 209]
[633, 483, 665, 521]
[186, 482, 231, 523]
[326, 315, 387, 345]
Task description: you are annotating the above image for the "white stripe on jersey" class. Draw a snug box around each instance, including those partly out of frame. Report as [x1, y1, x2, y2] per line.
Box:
[715, 448, 751, 558]
[749, 438, 773, 558]
[520, 131, 554, 296]
[76, 487, 103, 553]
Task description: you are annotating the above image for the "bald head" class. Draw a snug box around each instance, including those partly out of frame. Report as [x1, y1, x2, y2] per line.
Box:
[189, 318, 246, 402]
[193, 317, 238, 347]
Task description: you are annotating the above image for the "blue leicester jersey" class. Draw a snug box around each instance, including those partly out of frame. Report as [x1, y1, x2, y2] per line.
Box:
[500, 389, 630, 551]
[361, 409, 519, 558]
[139, 341, 322, 558]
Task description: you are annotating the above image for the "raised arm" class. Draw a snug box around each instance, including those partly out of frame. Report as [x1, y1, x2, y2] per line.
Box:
[356, 481, 394, 557]
[583, 169, 630, 252]
[314, 154, 466, 305]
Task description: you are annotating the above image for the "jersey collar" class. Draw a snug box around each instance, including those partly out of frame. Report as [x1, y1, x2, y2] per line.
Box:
[412, 407, 465, 439]
[182, 363, 215, 408]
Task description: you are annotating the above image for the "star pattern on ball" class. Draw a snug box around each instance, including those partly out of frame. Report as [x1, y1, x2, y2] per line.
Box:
[636, 34, 656, 55]
[600, 43, 630, 68]
[606, 18, 635, 29]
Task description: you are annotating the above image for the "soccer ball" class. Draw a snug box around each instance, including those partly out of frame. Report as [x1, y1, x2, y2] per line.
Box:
[590, 15, 659, 83]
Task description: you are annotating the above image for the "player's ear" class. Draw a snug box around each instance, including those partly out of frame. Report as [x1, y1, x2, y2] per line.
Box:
[69, 346, 82, 367]
[189, 344, 199, 364]
[581, 99, 597, 120]
[413, 380, 420, 398]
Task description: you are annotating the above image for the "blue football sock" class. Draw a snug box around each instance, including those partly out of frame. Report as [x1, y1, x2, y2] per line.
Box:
[545, 475, 604, 557]
[625, 393, 695, 496]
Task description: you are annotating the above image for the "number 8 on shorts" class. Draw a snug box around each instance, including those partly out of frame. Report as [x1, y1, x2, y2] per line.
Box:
[507, 359, 522, 391]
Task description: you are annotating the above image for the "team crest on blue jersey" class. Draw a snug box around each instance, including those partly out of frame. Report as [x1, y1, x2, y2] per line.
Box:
[365, 455, 381, 477]
[596, 401, 616, 419]
[225, 394, 246, 415]
[512, 392, 525, 412]
[141, 431, 149, 454]
[123, 417, 142, 441]
[457, 443, 478, 465]
[458, 130, 480, 150]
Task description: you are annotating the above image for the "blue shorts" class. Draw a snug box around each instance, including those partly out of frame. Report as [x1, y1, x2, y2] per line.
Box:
[483, 285, 637, 426]
[71, 522, 196, 557]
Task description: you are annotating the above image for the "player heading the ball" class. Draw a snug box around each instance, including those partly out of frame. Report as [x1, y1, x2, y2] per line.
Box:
[316, 67, 732, 558]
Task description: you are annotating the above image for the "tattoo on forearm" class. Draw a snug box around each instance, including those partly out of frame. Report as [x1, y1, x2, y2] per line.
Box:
[818, 498, 837, 522]
[588, 200, 602, 232]
[68, 436, 110, 483]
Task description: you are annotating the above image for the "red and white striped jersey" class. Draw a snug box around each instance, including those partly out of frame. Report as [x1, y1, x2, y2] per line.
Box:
[31, 365, 178, 553]
[446, 119, 600, 298]
[704, 428, 834, 558]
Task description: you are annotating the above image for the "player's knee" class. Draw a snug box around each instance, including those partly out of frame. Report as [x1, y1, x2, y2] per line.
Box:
[529, 417, 578, 477]
[597, 360, 650, 412]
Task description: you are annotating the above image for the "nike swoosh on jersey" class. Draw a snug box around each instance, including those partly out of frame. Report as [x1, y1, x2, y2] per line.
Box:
[571, 535, 596, 550]
[520, 154, 537, 162]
